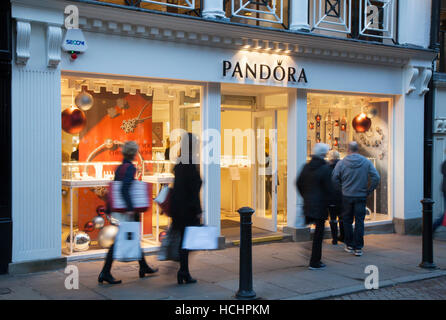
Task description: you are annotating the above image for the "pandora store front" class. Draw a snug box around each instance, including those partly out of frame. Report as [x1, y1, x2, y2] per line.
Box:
[9, 1, 433, 264]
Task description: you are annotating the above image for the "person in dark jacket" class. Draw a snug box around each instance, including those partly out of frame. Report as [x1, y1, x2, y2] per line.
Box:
[332, 141, 380, 257]
[297, 143, 331, 270]
[327, 150, 344, 245]
[433, 160, 446, 232]
[98, 141, 158, 285]
[170, 132, 202, 284]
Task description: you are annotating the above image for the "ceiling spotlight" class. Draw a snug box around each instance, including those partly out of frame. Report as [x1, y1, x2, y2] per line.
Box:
[254, 39, 262, 50]
[284, 43, 291, 54]
[274, 42, 285, 52]
[243, 38, 253, 49]
[263, 40, 272, 51]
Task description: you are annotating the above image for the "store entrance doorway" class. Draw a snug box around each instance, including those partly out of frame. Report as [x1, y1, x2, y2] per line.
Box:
[220, 84, 288, 240]
[252, 110, 277, 232]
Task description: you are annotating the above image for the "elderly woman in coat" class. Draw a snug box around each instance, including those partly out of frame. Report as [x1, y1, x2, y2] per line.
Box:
[297, 143, 331, 270]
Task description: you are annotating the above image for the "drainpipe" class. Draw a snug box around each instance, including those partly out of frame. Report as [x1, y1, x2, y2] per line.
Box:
[420, 0, 440, 269]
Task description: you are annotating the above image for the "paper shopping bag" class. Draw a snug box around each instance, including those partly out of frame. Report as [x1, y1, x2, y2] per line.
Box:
[182, 226, 219, 250]
[113, 222, 142, 262]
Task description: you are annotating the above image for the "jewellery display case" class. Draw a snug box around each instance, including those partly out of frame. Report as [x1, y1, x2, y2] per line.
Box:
[62, 161, 124, 187]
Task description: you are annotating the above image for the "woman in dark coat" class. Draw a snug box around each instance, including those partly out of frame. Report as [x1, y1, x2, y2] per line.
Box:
[99, 141, 158, 284]
[170, 132, 202, 284]
[327, 150, 344, 245]
[297, 143, 331, 270]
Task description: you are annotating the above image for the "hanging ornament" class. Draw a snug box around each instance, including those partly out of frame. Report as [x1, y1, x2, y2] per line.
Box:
[84, 221, 95, 233]
[352, 112, 372, 133]
[92, 216, 105, 229]
[75, 89, 94, 111]
[62, 105, 87, 134]
[66, 231, 90, 251]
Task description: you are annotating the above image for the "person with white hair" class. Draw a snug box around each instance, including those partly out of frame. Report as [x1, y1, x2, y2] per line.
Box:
[99, 141, 158, 284]
[296, 143, 332, 270]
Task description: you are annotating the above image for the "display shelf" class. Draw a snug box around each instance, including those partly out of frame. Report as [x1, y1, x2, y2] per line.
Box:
[62, 179, 112, 188]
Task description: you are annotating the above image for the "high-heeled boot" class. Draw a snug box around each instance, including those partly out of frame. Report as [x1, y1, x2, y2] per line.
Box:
[139, 256, 159, 278]
[177, 271, 197, 284]
[98, 271, 122, 284]
[177, 249, 196, 284]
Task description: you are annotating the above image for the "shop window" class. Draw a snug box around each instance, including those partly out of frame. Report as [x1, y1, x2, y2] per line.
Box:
[61, 76, 201, 255]
[307, 93, 391, 221]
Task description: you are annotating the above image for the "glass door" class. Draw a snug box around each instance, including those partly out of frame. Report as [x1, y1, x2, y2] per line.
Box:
[252, 111, 277, 232]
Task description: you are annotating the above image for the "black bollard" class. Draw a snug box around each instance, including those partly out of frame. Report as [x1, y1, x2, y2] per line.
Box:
[236, 207, 256, 300]
[419, 199, 437, 269]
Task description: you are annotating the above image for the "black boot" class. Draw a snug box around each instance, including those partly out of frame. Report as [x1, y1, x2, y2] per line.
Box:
[177, 271, 197, 284]
[138, 251, 159, 278]
[329, 220, 338, 245]
[177, 249, 196, 284]
[99, 245, 121, 284]
[98, 271, 122, 284]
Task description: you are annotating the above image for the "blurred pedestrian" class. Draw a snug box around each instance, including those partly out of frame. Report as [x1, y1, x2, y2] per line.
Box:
[433, 159, 446, 233]
[170, 132, 202, 284]
[327, 150, 344, 245]
[98, 141, 158, 285]
[297, 143, 331, 270]
[332, 141, 380, 257]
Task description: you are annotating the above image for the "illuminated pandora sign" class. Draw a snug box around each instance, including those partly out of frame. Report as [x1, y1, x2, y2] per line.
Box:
[223, 60, 308, 83]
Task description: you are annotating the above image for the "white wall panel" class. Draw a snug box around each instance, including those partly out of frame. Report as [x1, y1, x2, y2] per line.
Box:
[11, 22, 62, 263]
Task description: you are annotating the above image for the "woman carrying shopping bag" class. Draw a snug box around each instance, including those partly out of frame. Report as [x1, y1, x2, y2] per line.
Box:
[169, 132, 202, 284]
[98, 141, 158, 285]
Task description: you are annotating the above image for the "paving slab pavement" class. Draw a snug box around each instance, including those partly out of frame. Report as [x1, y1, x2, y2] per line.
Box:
[1, 234, 446, 300]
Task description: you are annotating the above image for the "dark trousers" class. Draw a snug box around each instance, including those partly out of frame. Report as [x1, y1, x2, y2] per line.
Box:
[328, 205, 344, 242]
[310, 219, 326, 266]
[102, 244, 150, 274]
[101, 213, 150, 274]
[342, 196, 367, 250]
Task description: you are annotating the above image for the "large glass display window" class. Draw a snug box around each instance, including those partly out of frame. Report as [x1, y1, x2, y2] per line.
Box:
[61, 75, 201, 255]
[307, 93, 392, 222]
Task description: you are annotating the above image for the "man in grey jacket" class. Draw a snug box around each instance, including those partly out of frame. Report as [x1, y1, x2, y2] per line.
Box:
[332, 142, 380, 256]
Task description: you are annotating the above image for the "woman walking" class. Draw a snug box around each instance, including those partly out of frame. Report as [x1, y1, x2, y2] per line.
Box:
[327, 150, 344, 245]
[170, 132, 202, 284]
[297, 143, 331, 270]
[98, 141, 158, 284]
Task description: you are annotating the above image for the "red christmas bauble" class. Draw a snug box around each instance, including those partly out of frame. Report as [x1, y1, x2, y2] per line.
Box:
[352, 113, 372, 133]
[71, 52, 78, 60]
[84, 221, 95, 233]
[96, 205, 106, 215]
[159, 230, 167, 242]
[62, 105, 87, 134]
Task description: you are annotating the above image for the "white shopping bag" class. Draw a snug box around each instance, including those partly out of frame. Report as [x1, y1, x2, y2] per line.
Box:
[182, 226, 219, 250]
[113, 222, 142, 262]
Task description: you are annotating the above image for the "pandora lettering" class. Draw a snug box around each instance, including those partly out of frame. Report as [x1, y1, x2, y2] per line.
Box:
[223, 60, 308, 83]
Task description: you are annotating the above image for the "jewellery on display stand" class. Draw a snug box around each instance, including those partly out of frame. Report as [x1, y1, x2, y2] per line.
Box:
[121, 98, 153, 133]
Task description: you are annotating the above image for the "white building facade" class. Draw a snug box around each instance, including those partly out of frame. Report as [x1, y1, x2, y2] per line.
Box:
[8, 0, 436, 269]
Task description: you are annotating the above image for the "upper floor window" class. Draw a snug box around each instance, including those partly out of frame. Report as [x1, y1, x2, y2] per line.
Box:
[93, 0, 398, 43]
